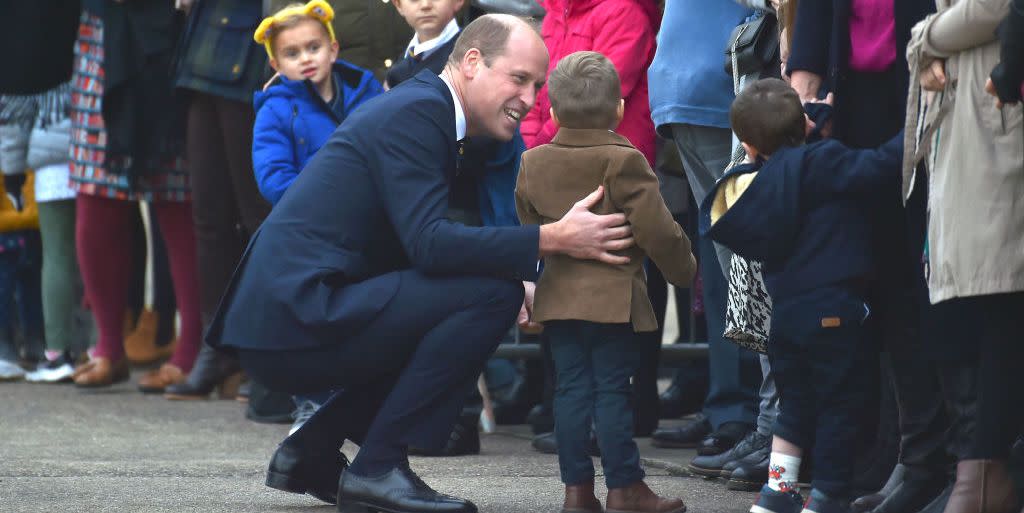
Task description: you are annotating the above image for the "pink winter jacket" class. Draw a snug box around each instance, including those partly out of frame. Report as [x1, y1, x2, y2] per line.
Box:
[521, 0, 660, 165]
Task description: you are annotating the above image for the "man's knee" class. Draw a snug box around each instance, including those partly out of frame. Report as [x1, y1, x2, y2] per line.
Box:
[476, 277, 524, 316]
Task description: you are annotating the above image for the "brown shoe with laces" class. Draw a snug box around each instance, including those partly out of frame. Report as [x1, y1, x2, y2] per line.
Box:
[606, 481, 686, 513]
[563, 481, 603, 513]
[73, 357, 130, 388]
[137, 363, 186, 393]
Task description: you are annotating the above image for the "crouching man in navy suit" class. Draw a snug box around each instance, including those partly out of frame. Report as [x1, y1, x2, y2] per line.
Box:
[204, 15, 635, 513]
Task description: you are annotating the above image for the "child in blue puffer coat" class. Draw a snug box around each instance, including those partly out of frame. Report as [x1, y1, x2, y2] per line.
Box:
[252, 0, 383, 205]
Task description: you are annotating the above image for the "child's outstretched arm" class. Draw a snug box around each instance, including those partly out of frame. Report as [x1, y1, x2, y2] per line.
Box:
[252, 103, 301, 206]
[801, 133, 905, 199]
[609, 151, 696, 288]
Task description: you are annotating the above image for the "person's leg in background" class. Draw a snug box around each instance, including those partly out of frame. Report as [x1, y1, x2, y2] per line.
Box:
[166, 92, 269, 400]
[14, 231, 45, 366]
[0, 242, 25, 380]
[652, 123, 759, 455]
[28, 199, 82, 382]
[72, 194, 133, 387]
[122, 203, 178, 365]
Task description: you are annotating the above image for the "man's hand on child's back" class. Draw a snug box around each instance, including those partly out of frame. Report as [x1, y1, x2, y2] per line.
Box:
[538, 186, 635, 265]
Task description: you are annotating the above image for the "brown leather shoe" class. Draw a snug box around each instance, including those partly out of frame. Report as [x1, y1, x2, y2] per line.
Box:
[563, 481, 603, 513]
[606, 481, 686, 513]
[124, 309, 175, 365]
[943, 460, 1018, 513]
[73, 357, 130, 388]
[137, 363, 186, 394]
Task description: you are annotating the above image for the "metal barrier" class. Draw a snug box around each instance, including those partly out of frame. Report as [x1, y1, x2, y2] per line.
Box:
[493, 342, 709, 363]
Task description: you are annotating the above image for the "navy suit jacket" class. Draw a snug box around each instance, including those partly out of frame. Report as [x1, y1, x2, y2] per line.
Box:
[206, 71, 540, 352]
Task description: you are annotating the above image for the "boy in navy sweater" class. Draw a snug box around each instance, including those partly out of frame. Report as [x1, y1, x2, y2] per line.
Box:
[384, 0, 464, 89]
[699, 78, 902, 513]
[252, 0, 382, 206]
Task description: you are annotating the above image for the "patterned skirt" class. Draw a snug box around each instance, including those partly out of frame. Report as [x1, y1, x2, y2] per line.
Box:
[69, 12, 191, 203]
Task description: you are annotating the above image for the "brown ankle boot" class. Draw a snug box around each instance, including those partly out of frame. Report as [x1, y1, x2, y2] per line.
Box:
[124, 309, 175, 365]
[563, 481, 603, 513]
[943, 460, 1018, 513]
[606, 481, 686, 513]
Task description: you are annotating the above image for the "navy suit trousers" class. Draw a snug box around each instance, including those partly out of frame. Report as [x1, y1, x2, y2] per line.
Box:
[238, 270, 523, 465]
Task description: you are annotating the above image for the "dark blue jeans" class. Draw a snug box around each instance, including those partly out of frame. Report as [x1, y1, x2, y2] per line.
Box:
[548, 320, 644, 488]
[768, 286, 874, 499]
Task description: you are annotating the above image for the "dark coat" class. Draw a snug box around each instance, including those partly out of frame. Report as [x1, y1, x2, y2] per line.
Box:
[787, 0, 934, 110]
[385, 37, 457, 89]
[0, 0, 80, 95]
[699, 134, 903, 302]
[174, 0, 268, 103]
[252, 60, 383, 205]
[101, 0, 186, 181]
[206, 71, 539, 352]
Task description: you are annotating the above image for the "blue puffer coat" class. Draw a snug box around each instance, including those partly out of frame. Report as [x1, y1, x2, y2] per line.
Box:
[252, 59, 383, 205]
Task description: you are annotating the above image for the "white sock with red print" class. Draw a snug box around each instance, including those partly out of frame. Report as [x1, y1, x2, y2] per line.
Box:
[767, 452, 801, 494]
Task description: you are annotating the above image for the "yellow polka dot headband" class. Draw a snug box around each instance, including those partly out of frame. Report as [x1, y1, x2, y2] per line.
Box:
[254, 0, 337, 59]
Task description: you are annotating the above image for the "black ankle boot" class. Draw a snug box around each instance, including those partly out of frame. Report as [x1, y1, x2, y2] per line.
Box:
[164, 344, 242, 400]
[871, 465, 948, 513]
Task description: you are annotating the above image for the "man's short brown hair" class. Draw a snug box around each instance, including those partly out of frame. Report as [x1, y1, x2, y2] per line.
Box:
[448, 15, 515, 67]
[547, 51, 621, 129]
[730, 78, 806, 155]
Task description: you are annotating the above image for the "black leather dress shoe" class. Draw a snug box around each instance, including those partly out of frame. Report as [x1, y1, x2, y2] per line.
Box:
[265, 442, 349, 504]
[651, 415, 711, 449]
[725, 452, 768, 491]
[721, 433, 771, 476]
[337, 465, 477, 513]
[688, 431, 769, 478]
[697, 421, 751, 456]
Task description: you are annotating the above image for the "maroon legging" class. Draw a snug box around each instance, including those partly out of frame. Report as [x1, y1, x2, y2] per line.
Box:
[75, 194, 202, 372]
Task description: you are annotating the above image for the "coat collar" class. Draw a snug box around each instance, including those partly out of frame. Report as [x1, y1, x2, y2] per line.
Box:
[550, 128, 634, 149]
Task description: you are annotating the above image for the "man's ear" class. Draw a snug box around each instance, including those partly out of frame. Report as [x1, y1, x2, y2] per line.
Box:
[461, 48, 483, 78]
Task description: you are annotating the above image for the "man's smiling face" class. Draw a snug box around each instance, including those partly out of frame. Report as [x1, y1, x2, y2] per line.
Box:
[462, 26, 549, 141]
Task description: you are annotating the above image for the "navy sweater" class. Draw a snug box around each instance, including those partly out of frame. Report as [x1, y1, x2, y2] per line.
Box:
[700, 133, 902, 302]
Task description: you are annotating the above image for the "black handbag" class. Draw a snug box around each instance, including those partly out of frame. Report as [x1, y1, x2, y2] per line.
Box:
[724, 12, 780, 77]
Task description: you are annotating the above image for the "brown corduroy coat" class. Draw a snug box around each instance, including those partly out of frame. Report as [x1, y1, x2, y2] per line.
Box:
[515, 128, 696, 332]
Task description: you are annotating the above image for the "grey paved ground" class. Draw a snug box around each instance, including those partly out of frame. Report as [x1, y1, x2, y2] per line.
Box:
[0, 374, 756, 513]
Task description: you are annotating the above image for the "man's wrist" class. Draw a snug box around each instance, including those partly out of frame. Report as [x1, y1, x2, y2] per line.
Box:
[538, 222, 564, 258]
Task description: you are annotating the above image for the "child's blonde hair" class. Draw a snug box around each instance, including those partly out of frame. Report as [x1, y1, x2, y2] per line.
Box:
[254, 0, 337, 59]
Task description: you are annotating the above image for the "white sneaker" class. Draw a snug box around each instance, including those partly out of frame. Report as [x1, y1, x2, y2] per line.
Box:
[0, 359, 26, 381]
[26, 355, 75, 383]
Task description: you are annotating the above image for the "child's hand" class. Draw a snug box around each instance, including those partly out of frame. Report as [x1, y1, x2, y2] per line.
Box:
[517, 281, 543, 334]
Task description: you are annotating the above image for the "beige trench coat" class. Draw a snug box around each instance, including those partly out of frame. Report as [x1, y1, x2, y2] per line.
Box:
[913, 0, 1024, 303]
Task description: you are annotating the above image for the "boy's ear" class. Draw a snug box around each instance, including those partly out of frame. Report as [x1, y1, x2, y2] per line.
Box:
[741, 142, 760, 162]
[454, 0, 467, 11]
[615, 99, 624, 124]
[549, 107, 560, 129]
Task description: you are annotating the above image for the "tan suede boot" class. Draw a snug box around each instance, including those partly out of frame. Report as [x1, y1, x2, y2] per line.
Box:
[606, 480, 686, 513]
[943, 460, 1018, 513]
[563, 481, 603, 513]
[124, 309, 175, 365]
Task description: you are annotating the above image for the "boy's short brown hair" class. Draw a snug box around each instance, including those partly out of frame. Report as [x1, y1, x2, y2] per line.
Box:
[547, 51, 621, 129]
[730, 78, 806, 156]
